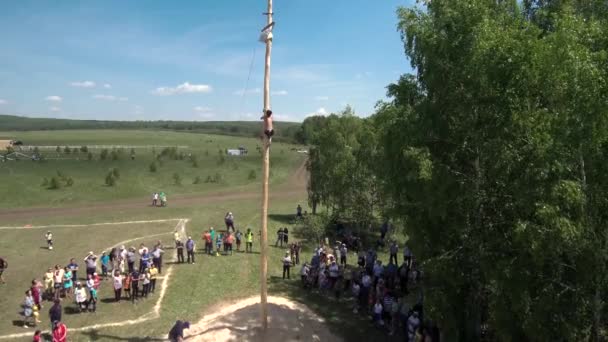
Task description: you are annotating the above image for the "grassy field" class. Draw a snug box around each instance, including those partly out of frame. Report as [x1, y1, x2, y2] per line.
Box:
[0, 196, 397, 342]
[0, 129, 403, 342]
[0, 130, 305, 208]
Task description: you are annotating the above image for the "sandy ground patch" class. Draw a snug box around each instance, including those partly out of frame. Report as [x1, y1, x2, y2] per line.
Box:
[186, 296, 342, 342]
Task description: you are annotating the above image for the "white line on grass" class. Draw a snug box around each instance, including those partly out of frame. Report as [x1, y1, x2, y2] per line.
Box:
[0, 218, 184, 230]
[0, 219, 187, 340]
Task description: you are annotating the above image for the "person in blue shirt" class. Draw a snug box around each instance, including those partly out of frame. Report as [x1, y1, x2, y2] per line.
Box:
[100, 252, 110, 279]
[67, 258, 78, 283]
[186, 237, 195, 264]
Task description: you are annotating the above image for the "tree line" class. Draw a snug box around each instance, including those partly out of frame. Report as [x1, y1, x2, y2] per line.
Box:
[305, 1, 608, 340]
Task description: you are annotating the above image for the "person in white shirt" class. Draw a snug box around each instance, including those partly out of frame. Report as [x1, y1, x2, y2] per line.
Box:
[45, 231, 53, 250]
[300, 263, 310, 285]
[112, 271, 123, 302]
[339, 243, 348, 266]
[74, 282, 88, 312]
[373, 300, 384, 326]
[282, 252, 292, 279]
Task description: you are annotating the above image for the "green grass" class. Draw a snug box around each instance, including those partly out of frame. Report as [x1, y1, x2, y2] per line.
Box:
[0, 129, 400, 341]
[0, 130, 305, 208]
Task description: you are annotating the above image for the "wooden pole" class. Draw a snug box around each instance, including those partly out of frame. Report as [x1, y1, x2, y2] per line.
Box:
[260, 0, 273, 331]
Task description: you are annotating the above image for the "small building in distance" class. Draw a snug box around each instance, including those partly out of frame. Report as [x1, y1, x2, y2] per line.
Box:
[227, 146, 248, 156]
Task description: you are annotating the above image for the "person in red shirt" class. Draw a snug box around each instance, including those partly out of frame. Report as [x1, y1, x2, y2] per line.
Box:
[52, 321, 67, 342]
[203, 230, 212, 255]
[93, 273, 101, 290]
[225, 233, 234, 255]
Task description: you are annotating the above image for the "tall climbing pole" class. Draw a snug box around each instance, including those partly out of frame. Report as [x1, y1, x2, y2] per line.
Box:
[260, 0, 273, 331]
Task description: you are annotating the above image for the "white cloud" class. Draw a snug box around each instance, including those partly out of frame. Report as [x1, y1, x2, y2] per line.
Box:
[93, 94, 128, 101]
[49, 106, 61, 112]
[271, 90, 288, 96]
[306, 107, 328, 117]
[233, 88, 261, 96]
[45, 96, 62, 102]
[315, 96, 329, 101]
[70, 81, 96, 88]
[152, 82, 212, 96]
[0, 99, 7, 105]
[103, 84, 112, 89]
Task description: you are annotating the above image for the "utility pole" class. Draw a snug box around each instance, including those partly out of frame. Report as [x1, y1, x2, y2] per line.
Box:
[260, 0, 273, 331]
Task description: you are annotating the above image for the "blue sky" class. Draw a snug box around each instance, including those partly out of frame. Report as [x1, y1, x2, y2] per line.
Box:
[0, 0, 413, 122]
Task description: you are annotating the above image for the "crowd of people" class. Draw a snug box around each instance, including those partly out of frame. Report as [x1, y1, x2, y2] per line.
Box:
[293, 236, 438, 342]
[7, 204, 439, 341]
[16, 233, 168, 341]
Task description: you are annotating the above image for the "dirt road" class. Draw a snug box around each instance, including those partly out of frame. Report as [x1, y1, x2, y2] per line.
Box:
[0, 159, 308, 222]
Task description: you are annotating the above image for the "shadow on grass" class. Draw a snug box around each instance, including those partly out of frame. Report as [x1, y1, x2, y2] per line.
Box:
[80, 329, 166, 341]
[268, 214, 296, 225]
[268, 277, 397, 342]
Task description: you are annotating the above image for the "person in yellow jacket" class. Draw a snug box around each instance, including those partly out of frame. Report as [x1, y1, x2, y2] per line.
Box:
[43, 268, 54, 299]
[149, 263, 158, 294]
[245, 228, 254, 253]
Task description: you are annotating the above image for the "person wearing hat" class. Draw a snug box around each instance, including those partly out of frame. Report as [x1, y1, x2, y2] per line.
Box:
[168, 320, 190, 342]
[83, 252, 97, 278]
[282, 252, 293, 279]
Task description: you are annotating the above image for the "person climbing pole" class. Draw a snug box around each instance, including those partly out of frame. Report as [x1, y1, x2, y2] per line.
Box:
[261, 109, 274, 143]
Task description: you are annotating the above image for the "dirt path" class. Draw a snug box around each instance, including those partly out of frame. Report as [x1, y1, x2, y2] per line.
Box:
[0, 158, 308, 222]
[185, 296, 341, 342]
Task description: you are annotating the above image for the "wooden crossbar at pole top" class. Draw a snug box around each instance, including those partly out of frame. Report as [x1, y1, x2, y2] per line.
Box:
[260, 0, 273, 331]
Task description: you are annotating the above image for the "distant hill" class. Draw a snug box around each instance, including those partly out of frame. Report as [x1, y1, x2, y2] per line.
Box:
[0, 115, 302, 143]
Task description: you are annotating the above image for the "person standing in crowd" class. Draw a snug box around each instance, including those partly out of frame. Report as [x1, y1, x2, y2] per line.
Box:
[168, 320, 190, 342]
[235, 229, 242, 252]
[100, 251, 110, 279]
[225, 232, 234, 255]
[139, 247, 150, 273]
[176, 239, 185, 263]
[283, 227, 289, 245]
[43, 268, 54, 300]
[49, 298, 62, 328]
[22, 289, 36, 328]
[62, 267, 73, 299]
[74, 282, 88, 312]
[224, 212, 235, 232]
[407, 311, 421, 342]
[123, 271, 132, 300]
[282, 252, 293, 279]
[127, 247, 136, 273]
[152, 245, 164, 274]
[67, 258, 78, 283]
[328, 257, 340, 289]
[215, 232, 223, 256]
[149, 263, 158, 293]
[45, 231, 53, 250]
[88, 287, 98, 312]
[245, 228, 254, 253]
[209, 228, 216, 250]
[130, 270, 140, 303]
[186, 237, 195, 264]
[112, 270, 123, 302]
[403, 244, 412, 267]
[83, 252, 97, 277]
[142, 268, 151, 298]
[275, 228, 284, 247]
[52, 266, 64, 301]
[52, 320, 67, 342]
[339, 243, 348, 266]
[389, 241, 399, 265]
[30, 279, 43, 310]
[202, 230, 211, 255]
